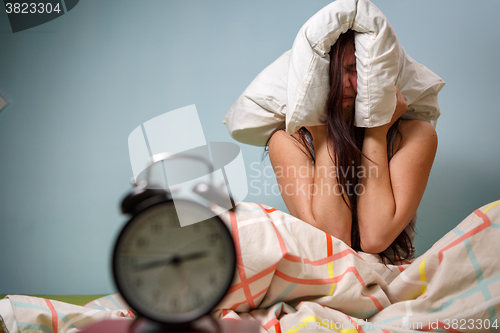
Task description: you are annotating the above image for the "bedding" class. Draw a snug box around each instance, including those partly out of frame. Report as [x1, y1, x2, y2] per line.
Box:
[224, 0, 445, 146]
[1, 199, 499, 333]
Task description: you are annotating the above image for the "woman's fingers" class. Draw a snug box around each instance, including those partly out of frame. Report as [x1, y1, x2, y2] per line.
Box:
[394, 86, 408, 120]
[385, 87, 408, 128]
[366, 87, 407, 135]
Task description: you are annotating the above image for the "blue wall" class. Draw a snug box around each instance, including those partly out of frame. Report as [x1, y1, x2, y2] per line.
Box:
[0, 0, 499, 294]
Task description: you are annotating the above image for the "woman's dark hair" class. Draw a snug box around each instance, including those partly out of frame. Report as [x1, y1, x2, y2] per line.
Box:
[266, 30, 414, 262]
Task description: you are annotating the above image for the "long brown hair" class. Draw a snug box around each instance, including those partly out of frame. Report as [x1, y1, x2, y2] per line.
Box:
[320, 30, 413, 261]
[266, 30, 414, 262]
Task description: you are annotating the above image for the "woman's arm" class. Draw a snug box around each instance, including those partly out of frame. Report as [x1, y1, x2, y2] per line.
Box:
[268, 130, 315, 222]
[357, 89, 438, 253]
[268, 129, 352, 246]
[308, 126, 352, 244]
[268, 87, 437, 251]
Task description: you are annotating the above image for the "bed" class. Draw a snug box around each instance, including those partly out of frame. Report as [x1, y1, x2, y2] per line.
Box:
[1, 199, 499, 333]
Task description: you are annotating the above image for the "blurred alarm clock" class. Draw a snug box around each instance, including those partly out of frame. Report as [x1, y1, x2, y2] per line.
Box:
[112, 153, 237, 332]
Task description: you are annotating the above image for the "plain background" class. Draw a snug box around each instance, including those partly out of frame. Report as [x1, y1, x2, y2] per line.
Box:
[0, 0, 499, 295]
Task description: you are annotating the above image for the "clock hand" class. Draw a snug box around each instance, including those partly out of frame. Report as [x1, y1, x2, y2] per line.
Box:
[180, 251, 208, 262]
[135, 251, 208, 270]
[135, 257, 175, 270]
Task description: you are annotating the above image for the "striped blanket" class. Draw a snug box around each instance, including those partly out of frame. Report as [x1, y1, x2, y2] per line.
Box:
[1, 200, 499, 333]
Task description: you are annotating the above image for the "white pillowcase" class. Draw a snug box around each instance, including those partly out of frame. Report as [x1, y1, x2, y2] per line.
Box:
[224, 0, 445, 146]
[223, 50, 290, 147]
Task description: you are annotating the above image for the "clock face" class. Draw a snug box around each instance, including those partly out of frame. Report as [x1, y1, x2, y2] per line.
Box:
[113, 199, 236, 324]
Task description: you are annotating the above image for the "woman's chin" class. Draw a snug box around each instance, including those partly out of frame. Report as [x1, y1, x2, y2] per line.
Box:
[341, 107, 355, 122]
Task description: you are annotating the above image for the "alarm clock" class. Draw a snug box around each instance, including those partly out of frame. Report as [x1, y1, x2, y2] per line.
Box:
[112, 154, 237, 332]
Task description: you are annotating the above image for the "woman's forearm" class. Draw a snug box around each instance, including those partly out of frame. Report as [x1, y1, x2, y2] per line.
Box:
[356, 87, 413, 253]
[310, 136, 352, 246]
[359, 130, 396, 215]
[357, 128, 397, 251]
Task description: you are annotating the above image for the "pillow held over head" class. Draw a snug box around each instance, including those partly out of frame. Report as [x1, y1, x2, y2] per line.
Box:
[223, 51, 289, 147]
[224, 0, 445, 146]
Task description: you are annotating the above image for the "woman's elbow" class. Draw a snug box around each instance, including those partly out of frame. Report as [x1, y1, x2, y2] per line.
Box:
[359, 235, 392, 254]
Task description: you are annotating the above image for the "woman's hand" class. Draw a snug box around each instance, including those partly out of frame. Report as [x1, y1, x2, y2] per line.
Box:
[367, 86, 408, 136]
[391, 86, 408, 126]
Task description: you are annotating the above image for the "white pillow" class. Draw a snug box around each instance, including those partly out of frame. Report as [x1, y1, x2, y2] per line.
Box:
[223, 51, 289, 146]
[224, 0, 445, 145]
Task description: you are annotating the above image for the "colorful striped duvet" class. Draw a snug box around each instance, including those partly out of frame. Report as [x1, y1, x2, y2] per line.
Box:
[1, 200, 499, 333]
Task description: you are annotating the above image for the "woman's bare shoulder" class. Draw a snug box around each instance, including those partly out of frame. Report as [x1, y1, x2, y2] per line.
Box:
[394, 119, 438, 154]
[397, 119, 438, 150]
[400, 119, 437, 138]
[268, 129, 312, 160]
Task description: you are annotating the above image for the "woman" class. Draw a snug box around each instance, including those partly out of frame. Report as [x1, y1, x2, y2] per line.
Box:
[267, 30, 437, 261]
